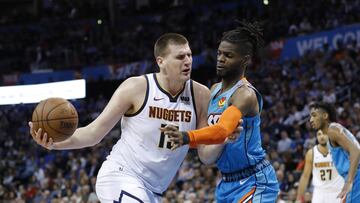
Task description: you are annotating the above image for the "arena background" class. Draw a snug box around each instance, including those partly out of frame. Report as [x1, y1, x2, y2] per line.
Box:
[0, 0, 359, 202]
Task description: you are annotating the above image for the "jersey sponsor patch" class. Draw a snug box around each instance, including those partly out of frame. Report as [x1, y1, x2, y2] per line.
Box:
[218, 97, 226, 108]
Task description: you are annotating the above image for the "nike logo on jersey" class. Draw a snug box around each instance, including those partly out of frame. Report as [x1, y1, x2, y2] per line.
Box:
[239, 176, 251, 185]
[154, 97, 165, 101]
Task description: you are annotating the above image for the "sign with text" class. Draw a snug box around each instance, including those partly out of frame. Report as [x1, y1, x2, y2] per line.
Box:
[280, 24, 360, 60]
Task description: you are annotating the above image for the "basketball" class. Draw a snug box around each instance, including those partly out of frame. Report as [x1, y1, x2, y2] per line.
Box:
[32, 98, 78, 142]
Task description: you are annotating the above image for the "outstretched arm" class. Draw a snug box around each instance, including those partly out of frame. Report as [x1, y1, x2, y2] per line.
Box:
[184, 85, 257, 146]
[296, 149, 313, 202]
[163, 85, 256, 152]
[328, 125, 360, 199]
[30, 76, 146, 150]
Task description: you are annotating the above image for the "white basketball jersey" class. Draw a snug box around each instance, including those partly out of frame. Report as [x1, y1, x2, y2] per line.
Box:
[106, 73, 197, 194]
[312, 146, 344, 191]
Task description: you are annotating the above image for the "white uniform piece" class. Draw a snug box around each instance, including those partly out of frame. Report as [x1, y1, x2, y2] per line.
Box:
[96, 73, 197, 203]
[312, 145, 344, 203]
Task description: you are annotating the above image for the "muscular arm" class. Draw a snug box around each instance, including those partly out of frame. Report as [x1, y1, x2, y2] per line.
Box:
[196, 85, 258, 164]
[35, 76, 146, 150]
[196, 83, 225, 164]
[192, 81, 210, 131]
[328, 125, 360, 185]
[297, 149, 313, 201]
[187, 85, 258, 146]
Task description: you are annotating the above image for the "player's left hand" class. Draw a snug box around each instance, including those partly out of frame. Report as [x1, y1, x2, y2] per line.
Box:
[337, 181, 352, 200]
[160, 124, 184, 150]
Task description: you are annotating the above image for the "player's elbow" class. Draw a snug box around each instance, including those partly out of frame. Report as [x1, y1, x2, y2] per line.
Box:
[200, 158, 215, 165]
[198, 154, 217, 165]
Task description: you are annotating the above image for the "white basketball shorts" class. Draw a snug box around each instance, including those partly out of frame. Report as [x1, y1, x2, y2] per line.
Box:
[95, 160, 162, 203]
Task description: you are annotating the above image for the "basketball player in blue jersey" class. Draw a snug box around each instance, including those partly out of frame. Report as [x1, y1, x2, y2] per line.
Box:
[162, 21, 279, 203]
[309, 102, 360, 203]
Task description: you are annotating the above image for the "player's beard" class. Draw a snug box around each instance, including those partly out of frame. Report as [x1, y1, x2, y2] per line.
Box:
[219, 66, 242, 81]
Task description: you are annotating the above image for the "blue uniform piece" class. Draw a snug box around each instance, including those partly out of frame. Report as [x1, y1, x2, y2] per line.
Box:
[327, 123, 360, 203]
[207, 79, 279, 203]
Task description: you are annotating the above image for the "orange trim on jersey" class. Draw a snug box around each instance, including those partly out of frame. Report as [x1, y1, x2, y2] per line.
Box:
[187, 106, 242, 145]
[238, 187, 256, 203]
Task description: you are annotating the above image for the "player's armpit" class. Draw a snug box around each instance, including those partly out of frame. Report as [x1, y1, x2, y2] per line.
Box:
[187, 106, 242, 145]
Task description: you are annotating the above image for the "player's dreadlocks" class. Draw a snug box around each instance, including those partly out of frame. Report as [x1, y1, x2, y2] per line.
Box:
[221, 20, 265, 56]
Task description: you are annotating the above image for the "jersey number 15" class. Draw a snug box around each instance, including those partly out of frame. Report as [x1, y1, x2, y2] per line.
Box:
[158, 124, 178, 149]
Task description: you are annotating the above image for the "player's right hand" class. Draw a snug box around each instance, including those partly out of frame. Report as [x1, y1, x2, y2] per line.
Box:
[295, 197, 304, 203]
[337, 181, 352, 200]
[225, 119, 243, 143]
[28, 121, 54, 150]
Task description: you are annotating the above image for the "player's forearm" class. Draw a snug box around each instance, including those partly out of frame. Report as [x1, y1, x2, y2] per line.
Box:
[346, 148, 360, 183]
[197, 144, 225, 165]
[187, 106, 242, 145]
[53, 126, 104, 150]
[296, 175, 309, 200]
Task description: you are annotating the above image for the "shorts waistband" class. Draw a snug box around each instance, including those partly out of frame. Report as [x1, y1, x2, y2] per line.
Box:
[221, 159, 270, 182]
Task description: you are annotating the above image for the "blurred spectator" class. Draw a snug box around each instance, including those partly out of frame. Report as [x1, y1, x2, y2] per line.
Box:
[277, 130, 293, 153]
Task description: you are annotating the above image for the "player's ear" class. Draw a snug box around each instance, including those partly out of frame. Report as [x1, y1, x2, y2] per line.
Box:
[242, 55, 251, 67]
[323, 112, 329, 120]
[156, 56, 164, 66]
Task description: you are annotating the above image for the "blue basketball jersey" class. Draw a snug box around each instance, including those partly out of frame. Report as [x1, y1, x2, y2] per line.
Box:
[327, 123, 360, 178]
[207, 79, 266, 173]
[327, 123, 360, 203]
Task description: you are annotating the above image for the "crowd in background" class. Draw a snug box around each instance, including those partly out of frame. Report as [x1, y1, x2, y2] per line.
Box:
[0, 37, 359, 203]
[0, 0, 359, 74]
[0, 0, 360, 202]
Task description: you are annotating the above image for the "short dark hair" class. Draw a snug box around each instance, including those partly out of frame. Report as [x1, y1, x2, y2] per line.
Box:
[154, 33, 188, 58]
[221, 20, 265, 56]
[310, 102, 337, 122]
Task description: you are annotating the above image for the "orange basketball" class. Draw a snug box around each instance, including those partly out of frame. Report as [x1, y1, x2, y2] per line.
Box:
[32, 98, 78, 142]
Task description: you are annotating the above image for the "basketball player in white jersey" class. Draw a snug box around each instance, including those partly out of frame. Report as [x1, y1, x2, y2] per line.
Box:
[296, 130, 344, 203]
[28, 33, 213, 203]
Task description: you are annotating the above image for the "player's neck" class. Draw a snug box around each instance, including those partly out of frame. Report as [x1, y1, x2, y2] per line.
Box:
[317, 144, 329, 155]
[156, 73, 185, 96]
[221, 75, 245, 93]
[320, 122, 330, 134]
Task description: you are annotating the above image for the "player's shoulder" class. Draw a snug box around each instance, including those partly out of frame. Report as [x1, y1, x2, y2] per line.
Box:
[329, 122, 343, 130]
[125, 75, 147, 83]
[305, 147, 314, 162]
[191, 80, 210, 91]
[122, 75, 147, 88]
[232, 83, 257, 103]
[209, 82, 220, 92]
[117, 75, 148, 97]
[306, 147, 314, 157]
[191, 80, 210, 96]
[328, 122, 345, 137]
